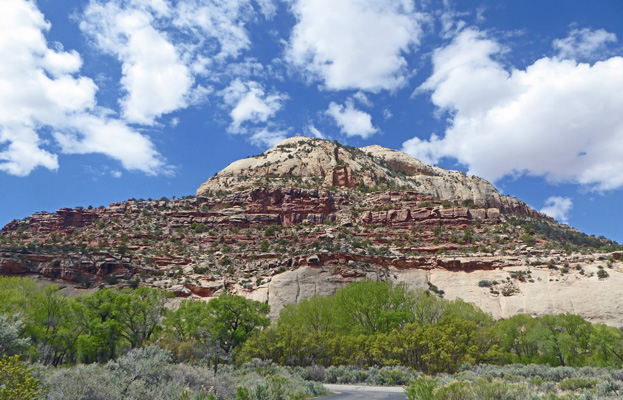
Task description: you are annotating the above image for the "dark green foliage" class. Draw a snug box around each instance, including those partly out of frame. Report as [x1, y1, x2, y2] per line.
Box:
[208, 294, 270, 354]
[162, 294, 269, 366]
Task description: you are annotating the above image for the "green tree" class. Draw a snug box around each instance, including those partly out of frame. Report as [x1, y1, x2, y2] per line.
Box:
[208, 294, 270, 355]
[412, 289, 446, 324]
[278, 294, 336, 335]
[333, 279, 415, 335]
[162, 299, 214, 362]
[28, 285, 83, 366]
[537, 313, 594, 367]
[72, 289, 123, 363]
[0, 277, 39, 316]
[587, 324, 623, 367]
[494, 314, 542, 364]
[114, 287, 172, 349]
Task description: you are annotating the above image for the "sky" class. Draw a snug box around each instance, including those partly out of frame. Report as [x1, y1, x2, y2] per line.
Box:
[1, 0, 623, 243]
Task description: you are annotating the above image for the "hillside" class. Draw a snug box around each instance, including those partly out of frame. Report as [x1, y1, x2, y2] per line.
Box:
[2, 137, 622, 324]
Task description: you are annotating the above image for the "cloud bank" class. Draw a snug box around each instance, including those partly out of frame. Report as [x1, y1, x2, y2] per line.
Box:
[0, 0, 166, 176]
[403, 28, 623, 191]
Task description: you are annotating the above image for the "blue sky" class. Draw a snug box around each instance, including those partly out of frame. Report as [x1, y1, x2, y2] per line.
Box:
[1, 0, 623, 243]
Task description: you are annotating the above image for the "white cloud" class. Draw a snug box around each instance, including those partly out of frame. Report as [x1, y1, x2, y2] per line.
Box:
[306, 124, 325, 139]
[541, 196, 573, 223]
[172, 0, 254, 60]
[0, 126, 59, 177]
[403, 28, 623, 191]
[327, 100, 378, 139]
[221, 79, 286, 132]
[352, 91, 372, 107]
[286, 0, 423, 91]
[54, 113, 168, 176]
[554, 28, 617, 60]
[254, 0, 277, 19]
[81, 1, 193, 125]
[0, 0, 167, 176]
[250, 128, 289, 147]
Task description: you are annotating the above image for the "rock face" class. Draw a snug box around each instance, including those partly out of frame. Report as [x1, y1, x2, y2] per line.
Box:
[2, 137, 621, 326]
[197, 137, 544, 217]
[253, 262, 623, 324]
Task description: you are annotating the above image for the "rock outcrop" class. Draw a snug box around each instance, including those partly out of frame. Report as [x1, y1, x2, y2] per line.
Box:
[197, 137, 546, 218]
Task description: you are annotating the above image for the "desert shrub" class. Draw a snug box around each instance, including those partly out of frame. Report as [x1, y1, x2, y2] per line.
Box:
[298, 365, 325, 382]
[406, 376, 438, 400]
[250, 382, 270, 400]
[45, 346, 235, 400]
[595, 379, 623, 396]
[559, 377, 598, 391]
[0, 314, 30, 357]
[0, 355, 46, 400]
[472, 378, 530, 400]
[433, 380, 474, 400]
[379, 366, 413, 386]
[45, 363, 119, 400]
[324, 365, 357, 384]
[231, 359, 328, 400]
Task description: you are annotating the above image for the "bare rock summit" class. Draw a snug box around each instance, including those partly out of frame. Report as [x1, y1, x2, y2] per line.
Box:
[197, 137, 542, 217]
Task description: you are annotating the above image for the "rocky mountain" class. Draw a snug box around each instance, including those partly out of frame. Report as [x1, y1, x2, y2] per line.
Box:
[2, 137, 622, 324]
[198, 137, 541, 216]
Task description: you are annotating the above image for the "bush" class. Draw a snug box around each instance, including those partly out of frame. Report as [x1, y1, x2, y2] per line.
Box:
[0, 355, 46, 400]
[597, 269, 609, 279]
[472, 378, 529, 400]
[45, 346, 235, 400]
[0, 315, 30, 357]
[406, 376, 437, 400]
[433, 380, 473, 400]
[559, 377, 598, 391]
[379, 366, 412, 386]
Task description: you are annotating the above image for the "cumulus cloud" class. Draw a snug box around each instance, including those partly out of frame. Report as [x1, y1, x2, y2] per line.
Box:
[403, 28, 623, 191]
[172, 0, 257, 60]
[54, 113, 168, 175]
[80, 0, 277, 125]
[0, 0, 167, 176]
[249, 128, 289, 147]
[286, 0, 423, 91]
[81, 1, 193, 125]
[327, 100, 378, 139]
[554, 28, 617, 60]
[541, 196, 573, 223]
[221, 79, 287, 132]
